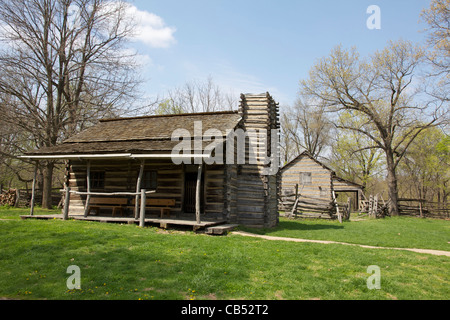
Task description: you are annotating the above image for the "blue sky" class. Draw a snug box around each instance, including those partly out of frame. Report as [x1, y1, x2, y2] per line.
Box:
[128, 0, 431, 107]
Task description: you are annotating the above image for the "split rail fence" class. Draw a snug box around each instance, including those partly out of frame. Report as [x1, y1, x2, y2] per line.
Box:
[279, 184, 351, 223]
[397, 198, 449, 219]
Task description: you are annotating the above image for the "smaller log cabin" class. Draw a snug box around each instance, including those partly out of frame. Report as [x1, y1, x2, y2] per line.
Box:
[23, 93, 281, 229]
[279, 151, 364, 212]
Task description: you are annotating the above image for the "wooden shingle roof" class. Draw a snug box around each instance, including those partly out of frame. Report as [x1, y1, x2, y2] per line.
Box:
[66, 111, 241, 143]
[26, 111, 242, 156]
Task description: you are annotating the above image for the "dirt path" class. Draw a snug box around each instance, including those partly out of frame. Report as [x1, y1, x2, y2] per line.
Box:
[232, 231, 450, 257]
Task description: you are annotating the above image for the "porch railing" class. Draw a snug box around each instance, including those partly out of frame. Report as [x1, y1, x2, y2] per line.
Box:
[63, 188, 155, 227]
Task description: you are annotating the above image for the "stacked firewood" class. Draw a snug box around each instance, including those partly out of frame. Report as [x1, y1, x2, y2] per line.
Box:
[0, 189, 17, 206]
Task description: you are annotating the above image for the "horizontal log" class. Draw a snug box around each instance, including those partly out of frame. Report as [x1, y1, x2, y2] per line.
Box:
[296, 205, 332, 212]
[237, 206, 265, 213]
[297, 213, 334, 219]
[71, 191, 155, 196]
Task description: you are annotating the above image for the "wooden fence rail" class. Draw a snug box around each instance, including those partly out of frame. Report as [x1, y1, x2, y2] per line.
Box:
[279, 184, 351, 222]
[398, 199, 449, 219]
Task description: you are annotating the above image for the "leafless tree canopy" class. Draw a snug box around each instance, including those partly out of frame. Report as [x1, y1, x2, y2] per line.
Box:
[154, 76, 238, 115]
[421, 0, 450, 102]
[421, 0, 450, 75]
[280, 98, 332, 162]
[0, 0, 142, 207]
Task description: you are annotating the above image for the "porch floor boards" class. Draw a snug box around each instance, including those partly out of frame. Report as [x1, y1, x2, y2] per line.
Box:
[20, 214, 227, 231]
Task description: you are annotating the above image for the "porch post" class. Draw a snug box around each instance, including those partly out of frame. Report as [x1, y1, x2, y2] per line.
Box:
[357, 190, 361, 212]
[30, 161, 38, 216]
[195, 163, 203, 224]
[135, 160, 145, 220]
[83, 160, 91, 217]
[63, 187, 71, 220]
[139, 189, 146, 227]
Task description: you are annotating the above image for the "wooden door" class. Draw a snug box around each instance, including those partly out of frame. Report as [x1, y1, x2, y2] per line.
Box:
[184, 171, 204, 213]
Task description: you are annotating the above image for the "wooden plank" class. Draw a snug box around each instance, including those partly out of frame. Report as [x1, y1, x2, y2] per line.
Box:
[132, 198, 176, 206]
[205, 224, 239, 235]
[89, 197, 128, 205]
[73, 191, 153, 196]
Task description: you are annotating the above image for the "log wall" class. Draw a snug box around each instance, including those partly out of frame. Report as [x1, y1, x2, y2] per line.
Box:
[280, 155, 333, 203]
[204, 164, 225, 219]
[279, 154, 334, 216]
[68, 159, 183, 216]
[67, 159, 228, 219]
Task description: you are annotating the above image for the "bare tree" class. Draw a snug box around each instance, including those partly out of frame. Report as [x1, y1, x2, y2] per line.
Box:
[160, 76, 237, 114]
[279, 110, 300, 165]
[421, 0, 450, 102]
[280, 98, 332, 161]
[0, 0, 142, 208]
[421, 0, 449, 77]
[300, 40, 448, 216]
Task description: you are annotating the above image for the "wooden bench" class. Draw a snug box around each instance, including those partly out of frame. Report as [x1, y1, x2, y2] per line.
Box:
[88, 197, 128, 217]
[132, 198, 176, 218]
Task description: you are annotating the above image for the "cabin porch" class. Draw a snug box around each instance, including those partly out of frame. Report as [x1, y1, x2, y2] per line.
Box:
[23, 154, 231, 229]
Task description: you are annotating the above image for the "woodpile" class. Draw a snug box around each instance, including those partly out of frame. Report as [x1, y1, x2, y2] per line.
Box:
[0, 188, 62, 208]
[0, 189, 17, 206]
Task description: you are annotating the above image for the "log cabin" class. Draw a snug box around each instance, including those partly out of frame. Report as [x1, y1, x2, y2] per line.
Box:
[279, 151, 364, 214]
[22, 93, 281, 229]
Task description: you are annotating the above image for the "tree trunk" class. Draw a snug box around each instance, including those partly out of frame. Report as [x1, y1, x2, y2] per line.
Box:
[41, 161, 54, 209]
[386, 151, 400, 216]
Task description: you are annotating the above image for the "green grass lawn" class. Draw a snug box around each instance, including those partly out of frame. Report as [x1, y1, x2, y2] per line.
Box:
[0, 206, 449, 300]
[240, 215, 450, 251]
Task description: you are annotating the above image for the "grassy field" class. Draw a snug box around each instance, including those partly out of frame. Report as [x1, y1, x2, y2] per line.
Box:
[241, 215, 450, 251]
[0, 206, 449, 300]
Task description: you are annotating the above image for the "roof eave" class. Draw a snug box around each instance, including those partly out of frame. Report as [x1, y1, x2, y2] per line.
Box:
[20, 153, 212, 161]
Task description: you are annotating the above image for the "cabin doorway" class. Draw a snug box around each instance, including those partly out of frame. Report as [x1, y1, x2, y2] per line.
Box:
[183, 165, 204, 214]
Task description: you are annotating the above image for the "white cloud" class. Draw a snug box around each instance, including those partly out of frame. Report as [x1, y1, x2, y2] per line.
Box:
[126, 5, 177, 49]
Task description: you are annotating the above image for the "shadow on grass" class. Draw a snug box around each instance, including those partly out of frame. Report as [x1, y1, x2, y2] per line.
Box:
[239, 219, 345, 235]
[278, 220, 345, 231]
